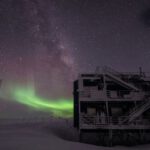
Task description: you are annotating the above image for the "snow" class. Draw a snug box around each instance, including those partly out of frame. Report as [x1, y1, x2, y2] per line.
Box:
[0, 118, 149, 150]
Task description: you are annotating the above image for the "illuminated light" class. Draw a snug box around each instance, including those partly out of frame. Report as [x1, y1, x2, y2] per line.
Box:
[11, 86, 73, 118]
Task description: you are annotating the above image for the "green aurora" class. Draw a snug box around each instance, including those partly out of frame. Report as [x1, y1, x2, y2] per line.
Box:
[11, 86, 73, 118]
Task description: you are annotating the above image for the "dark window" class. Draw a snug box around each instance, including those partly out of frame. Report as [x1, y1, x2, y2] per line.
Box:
[83, 79, 104, 90]
[83, 79, 100, 87]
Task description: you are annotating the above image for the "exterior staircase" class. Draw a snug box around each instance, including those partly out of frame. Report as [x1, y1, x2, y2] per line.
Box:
[103, 67, 139, 91]
[121, 98, 150, 124]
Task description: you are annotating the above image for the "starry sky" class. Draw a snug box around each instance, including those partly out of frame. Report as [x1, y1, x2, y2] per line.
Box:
[0, 0, 150, 117]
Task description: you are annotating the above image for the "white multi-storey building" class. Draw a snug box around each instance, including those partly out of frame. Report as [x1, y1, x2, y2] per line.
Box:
[73, 67, 150, 146]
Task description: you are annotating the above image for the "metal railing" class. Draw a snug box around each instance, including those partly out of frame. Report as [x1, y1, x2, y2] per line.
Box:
[80, 114, 150, 126]
[80, 115, 122, 125]
[103, 66, 121, 77]
[79, 88, 143, 100]
[79, 87, 103, 98]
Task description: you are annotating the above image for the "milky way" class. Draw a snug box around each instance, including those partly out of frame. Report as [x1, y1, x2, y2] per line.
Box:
[0, 0, 78, 100]
[0, 0, 150, 117]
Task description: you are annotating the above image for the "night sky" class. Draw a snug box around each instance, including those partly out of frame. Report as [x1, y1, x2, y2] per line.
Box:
[0, 0, 150, 117]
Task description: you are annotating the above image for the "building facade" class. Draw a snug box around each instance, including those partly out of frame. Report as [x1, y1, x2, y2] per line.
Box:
[73, 67, 150, 146]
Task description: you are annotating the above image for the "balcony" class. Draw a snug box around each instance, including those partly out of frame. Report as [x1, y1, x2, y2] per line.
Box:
[79, 88, 145, 101]
[79, 114, 150, 130]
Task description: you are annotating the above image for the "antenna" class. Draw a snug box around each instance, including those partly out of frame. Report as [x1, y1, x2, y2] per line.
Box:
[95, 66, 100, 77]
[139, 67, 146, 77]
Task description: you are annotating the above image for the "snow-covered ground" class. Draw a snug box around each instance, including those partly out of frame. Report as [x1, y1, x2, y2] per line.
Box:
[0, 118, 149, 150]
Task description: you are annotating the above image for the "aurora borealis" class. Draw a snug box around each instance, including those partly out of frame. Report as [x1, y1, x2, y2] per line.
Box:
[0, 0, 150, 118]
[11, 86, 73, 118]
